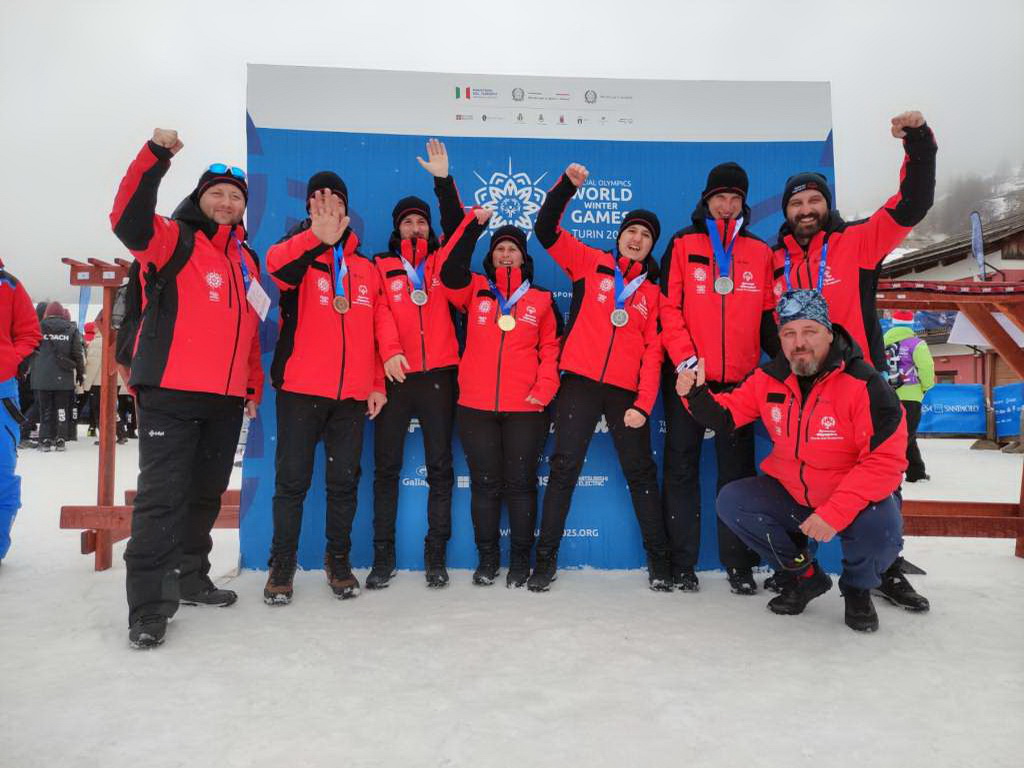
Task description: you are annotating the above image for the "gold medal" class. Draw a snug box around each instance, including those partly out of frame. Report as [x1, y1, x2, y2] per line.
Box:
[332, 295, 350, 314]
[497, 314, 517, 332]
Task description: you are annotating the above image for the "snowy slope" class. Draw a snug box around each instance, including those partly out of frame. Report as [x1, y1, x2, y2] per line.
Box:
[1, 438, 1021, 768]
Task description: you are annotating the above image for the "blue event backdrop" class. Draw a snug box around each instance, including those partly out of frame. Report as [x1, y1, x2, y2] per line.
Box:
[239, 118, 844, 573]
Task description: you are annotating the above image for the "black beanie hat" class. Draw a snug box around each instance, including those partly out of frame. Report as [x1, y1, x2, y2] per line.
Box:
[702, 162, 749, 201]
[306, 171, 348, 211]
[782, 172, 833, 211]
[487, 225, 528, 258]
[392, 196, 432, 230]
[619, 209, 661, 247]
[195, 167, 248, 202]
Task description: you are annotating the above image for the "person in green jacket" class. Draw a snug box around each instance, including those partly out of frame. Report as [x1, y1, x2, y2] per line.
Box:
[884, 311, 936, 482]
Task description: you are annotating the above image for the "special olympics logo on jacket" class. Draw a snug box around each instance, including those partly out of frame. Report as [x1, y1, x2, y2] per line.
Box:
[473, 159, 547, 237]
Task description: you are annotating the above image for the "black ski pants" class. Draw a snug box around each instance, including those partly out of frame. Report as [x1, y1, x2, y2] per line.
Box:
[125, 387, 242, 624]
[36, 390, 74, 441]
[902, 400, 927, 480]
[537, 374, 669, 554]
[457, 406, 549, 553]
[373, 368, 456, 545]
[661, 364, 761, 571]
[271, 389, 366, 558]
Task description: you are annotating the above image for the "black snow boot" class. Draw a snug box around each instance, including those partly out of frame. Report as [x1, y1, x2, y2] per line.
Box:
[424, 540, 449, 588]
[843, 587, 880, 632]
[673, 567, 699, 592]
[472, 545, 501, 586]
[365, 541, 397, 590]
[324, 552, 360, 599]
[873, 560, 930, 612]
[264, 553, 297, 606]
[727, 567, 758, 596]
[180, 578, 238, 607]
[506, 546, 531, 588]
[527, 546, 558, 592]
[763, 571, 783, 593]
[767, 561, 832, 615]
[647, 550, 673, 592]
[128, 615, 167, 649]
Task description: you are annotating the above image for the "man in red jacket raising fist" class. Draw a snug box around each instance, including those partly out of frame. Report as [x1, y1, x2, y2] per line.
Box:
[677, 290, 907, 632]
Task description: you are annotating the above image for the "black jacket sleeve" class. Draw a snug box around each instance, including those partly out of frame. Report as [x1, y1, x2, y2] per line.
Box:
[534, 174, 577, 250]
[686, 386, 737, 435]
[760, 310, 781, 358]
[439, 218, 486, 290]
[434, 175, 465, 242]
[887, 123, 937, 227]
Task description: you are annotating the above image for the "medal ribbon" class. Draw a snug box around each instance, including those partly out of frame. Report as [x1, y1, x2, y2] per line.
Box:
[784, 242, 829, 292]
[705, 217, 743, 282]
[333, 245, 349, 300]
[613, 260, 646, 310]
[487, 278, 531, 318]
[400, 254, 427, 294]
[233, 238, 252, 291]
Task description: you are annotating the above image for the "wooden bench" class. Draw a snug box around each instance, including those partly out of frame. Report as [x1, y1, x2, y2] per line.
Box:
[60, 489, 240, 571]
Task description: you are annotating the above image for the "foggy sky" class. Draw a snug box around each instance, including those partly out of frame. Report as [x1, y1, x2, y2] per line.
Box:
[2, 0, 1022, 301]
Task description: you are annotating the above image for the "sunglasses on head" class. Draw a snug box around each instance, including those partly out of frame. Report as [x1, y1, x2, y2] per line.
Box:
[207, 163, 246, 180]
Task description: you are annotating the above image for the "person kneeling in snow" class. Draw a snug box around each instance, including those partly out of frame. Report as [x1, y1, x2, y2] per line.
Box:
[677, 289, 908, 632]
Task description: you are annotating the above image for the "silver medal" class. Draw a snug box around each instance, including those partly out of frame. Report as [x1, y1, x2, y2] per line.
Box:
[714, 276, 734, 295]
[610, 309, 629, 328]
[410, 289, 428, 306]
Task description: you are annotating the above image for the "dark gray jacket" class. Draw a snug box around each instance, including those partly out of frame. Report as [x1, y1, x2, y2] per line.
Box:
[30, 316, 84, 391]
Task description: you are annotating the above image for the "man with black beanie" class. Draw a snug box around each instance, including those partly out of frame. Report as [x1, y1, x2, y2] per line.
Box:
[369, 139, 467, 589]
[769, 110, 936, 611]
[263, 171, 407, 605]
[111, 128, 264, 649]
[659, 162, 778, 594]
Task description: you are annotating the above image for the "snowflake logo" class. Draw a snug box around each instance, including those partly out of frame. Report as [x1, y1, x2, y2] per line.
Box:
[694, 267, 707, 282]
[473, 159, 547, 238]
[317, 277, 330, 293]
[600, 278, 613, 292]
[770, 406, 782, 423]
[478, 299, 493, 313]
[391, 279, 404, 292]
[205, 272, 223, 289]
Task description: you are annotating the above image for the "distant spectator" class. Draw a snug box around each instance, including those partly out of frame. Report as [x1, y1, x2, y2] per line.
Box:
[30, 302, 84, 451]
[884, 311, 936, 482]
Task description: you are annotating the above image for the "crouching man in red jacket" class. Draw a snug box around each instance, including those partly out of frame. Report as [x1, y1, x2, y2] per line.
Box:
[677, 289, 907, 632]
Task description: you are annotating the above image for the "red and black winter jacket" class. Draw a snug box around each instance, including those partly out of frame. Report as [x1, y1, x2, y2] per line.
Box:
[535, 173, 662, 415]
[660, 202, 777, 385]
[687, 326, 907, 532]
[110, 142, 263, 402]
[440, 216, 562, 413]
[267, 222, 402, 401]
[772, 124, 937, 371]
[0, 262, 41, 381]
[372, 175, 466, 374]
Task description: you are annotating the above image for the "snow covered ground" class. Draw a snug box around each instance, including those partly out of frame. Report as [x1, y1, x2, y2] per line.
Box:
[1, 438, 1021, 768]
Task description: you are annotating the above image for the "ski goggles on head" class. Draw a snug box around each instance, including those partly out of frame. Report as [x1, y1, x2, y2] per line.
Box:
[207, 163, 246, 180]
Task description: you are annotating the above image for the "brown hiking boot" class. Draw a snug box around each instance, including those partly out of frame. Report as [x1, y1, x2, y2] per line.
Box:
[264, 554, 297, 606]
[325, 552, 360, 599]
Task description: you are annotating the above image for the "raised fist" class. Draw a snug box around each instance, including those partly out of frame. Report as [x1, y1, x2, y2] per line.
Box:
[474, 207, 493, 225]
[565, 163, 589, 187]
[151, 128, 183, 155]
[890, 111, 926, 138]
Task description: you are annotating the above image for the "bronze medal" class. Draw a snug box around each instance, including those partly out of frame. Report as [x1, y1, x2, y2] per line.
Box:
[332, 295, 350, 314]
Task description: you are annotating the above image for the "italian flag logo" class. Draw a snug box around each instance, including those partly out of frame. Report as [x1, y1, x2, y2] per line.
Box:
[455, 86, 471, 99]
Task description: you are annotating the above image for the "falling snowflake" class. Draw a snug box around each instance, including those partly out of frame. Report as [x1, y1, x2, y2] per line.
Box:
[473, 158, 547, 238]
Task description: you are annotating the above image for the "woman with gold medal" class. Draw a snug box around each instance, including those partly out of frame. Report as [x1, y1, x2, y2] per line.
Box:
[439, 208, 561, 588]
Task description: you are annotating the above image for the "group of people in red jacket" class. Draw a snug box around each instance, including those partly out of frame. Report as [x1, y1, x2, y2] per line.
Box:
[111, 109, 936, 648]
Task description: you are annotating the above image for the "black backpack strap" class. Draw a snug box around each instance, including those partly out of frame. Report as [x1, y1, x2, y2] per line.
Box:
[142, 224, 195, 338]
